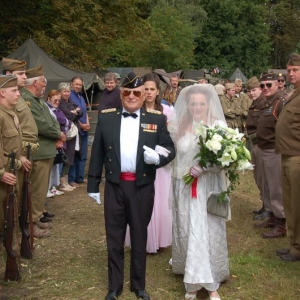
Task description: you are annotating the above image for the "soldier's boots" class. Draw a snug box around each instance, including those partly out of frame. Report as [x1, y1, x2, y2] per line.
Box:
[262, 218, 286, 238]
[33, 223, 50, 238]
[254, 213, 277, 228]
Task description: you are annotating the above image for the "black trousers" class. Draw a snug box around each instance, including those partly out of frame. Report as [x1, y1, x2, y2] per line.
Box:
[104, 180, 155, 291]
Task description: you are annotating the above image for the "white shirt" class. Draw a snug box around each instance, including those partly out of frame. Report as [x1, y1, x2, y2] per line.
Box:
[120, 109, 140, 172]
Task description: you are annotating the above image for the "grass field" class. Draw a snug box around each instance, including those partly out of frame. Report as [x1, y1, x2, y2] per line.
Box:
[1, 150, 300, 299]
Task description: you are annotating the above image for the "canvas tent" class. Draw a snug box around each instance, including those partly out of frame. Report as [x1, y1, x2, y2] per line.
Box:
[0, 39, 104, 100]
[230, 68, 248, 83]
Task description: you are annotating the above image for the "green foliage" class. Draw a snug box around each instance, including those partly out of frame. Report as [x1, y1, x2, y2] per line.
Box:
[266, 0, 300, 68]
[195, 0, 271, 77]
[0, 0, 299, 73]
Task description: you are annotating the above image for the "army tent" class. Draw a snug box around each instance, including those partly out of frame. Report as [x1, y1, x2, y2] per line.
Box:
[1, 39, 104, 100]
[230, 68, 248, 83]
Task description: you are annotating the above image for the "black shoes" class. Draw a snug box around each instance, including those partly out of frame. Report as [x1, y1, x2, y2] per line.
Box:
[280, 252, 300, 262]
[43, 211, 55, 218]
[40, 216, 52, 223]
[276, 248, 290, 256]
[105, 290, 122, 300]
[132, 289, 150, 300]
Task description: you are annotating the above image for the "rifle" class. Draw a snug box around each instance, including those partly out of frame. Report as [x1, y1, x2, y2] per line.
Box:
[3, 151, 21, 281]
[19, 144, 34, 259]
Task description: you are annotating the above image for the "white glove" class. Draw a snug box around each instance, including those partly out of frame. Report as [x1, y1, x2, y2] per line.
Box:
[155, 145, 170, 158]
[88, 193, 101, 205]
[189, 165, 203, 178]
[203, 164, 220, 173]
[143, 145, 160, 165]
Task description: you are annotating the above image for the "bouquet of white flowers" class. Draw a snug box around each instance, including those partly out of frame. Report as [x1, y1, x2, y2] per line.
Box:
[183, 123, 253, 203]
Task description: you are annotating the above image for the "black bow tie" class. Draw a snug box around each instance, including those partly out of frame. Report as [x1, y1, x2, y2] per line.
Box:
[122, 112, 138, 118]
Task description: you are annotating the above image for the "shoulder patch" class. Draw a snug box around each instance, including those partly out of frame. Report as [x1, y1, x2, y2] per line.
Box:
[146, 109, 162, 115]
[101, 108, 116, 113]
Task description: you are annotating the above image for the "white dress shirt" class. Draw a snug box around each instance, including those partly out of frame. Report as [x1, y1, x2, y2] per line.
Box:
[120, 109, 140, 172]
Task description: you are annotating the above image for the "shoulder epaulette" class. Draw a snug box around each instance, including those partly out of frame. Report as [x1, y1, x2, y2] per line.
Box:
[146, 109, 162, 115]
[101, 108, 117, 113]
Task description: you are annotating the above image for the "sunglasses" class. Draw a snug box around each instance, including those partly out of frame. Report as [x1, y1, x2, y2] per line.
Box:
[277, 79, 285, 83]
[122, 90, 142, 97]
[260, 83, 273, 89]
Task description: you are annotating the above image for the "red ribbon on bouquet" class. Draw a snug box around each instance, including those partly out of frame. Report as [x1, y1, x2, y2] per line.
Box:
[191, 178, 198, 198]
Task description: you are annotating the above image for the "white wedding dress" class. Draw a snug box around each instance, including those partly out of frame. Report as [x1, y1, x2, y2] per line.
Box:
[172, 130, 230, 292]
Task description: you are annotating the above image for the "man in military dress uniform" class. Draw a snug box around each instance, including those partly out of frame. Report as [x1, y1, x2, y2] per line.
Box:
[0, 75, 30, 278]
[245, 77, 268, 220]
[0, 75, 26, 228]
[220, 83, 241, 130]
[277, 73, 289, 99]
[21, 65, 64, 238]
[87, 72, 175, 300]
[275, 53, 300, 261]
[2, 58, 41, 235]
[235, 78, 252, 132]
[254, 73, 286, 239]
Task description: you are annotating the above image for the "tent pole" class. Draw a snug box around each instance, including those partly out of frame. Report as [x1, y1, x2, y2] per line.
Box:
[90, 84, 94, 110]
[83, 83, 92, 111]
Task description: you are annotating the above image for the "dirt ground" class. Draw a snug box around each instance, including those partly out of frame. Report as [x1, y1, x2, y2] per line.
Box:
[1, 146, 299, 299]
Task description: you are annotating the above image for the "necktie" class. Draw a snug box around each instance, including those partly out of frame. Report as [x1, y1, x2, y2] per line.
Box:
[122, 112, 138, 118]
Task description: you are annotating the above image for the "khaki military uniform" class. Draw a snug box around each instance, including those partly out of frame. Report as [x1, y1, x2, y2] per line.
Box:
[276, 85, 300, 256]
[14, 94, 39, 209]
[256, 91, 285, 218]
[219, 95, 241, 129]
[0, 103, 23, 231]
[234, 93, 252, 132]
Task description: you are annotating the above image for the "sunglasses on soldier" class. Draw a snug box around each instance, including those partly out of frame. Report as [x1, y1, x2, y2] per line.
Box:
[260, 83, 273, 89]
[122, 90, 142, 97]
[277, 79, 285, 83]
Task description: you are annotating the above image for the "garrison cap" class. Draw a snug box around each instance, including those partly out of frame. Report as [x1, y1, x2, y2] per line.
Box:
[121, 72, 143, 88]
[2, 58, 26, 71]
[0, 75, 18, 88]
[287, 53, 300, 66]
[277, 73, 286, 80]
[246, 76, 260, 90]
[26, 65, 44, 79]
[260, 72, 277, 81]
[225, 83, 235, 90]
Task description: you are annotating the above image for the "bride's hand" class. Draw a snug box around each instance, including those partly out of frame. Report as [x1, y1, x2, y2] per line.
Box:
[189, 165, 203, 178]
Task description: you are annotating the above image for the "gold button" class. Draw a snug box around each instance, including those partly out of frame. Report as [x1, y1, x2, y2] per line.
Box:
[109, 159, 112, 162]
[143, 174, 146, 177]
[110, 171, 112, 174]
[109, 146, 112, 149]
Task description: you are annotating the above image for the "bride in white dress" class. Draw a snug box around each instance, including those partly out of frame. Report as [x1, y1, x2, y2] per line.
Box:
[168, 84, 230, 300]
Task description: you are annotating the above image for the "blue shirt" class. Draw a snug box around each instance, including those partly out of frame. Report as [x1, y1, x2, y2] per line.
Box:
[161, 99, 175, 107]
[70, 90, 88, 136]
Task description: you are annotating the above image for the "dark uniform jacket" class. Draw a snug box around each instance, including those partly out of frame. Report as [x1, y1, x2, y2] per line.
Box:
[87, 108, 175, 193]
[256, 91, 285, 150]
[276, 86, 300, 155]
[246, 93, 266, 136]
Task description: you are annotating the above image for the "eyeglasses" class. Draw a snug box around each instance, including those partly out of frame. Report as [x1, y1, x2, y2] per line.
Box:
[260, 83, 273, 89]
[122, 90, 142, 97]
[277, 79, 285, 83]
[53, 99, 61, 103]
